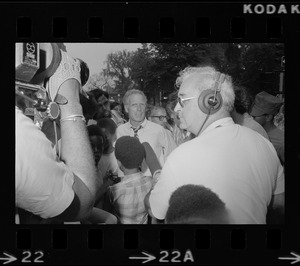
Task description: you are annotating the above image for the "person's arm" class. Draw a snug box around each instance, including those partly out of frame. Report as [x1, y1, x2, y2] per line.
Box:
[55, 79, 99, 221]
[94, 175, 114, 206]
[270, 192, 285, 215]
[267, 192, 284, 224]
[144, 192, 153, 217]
[84, 207, 117, 224]
[267, 162, 285, 223]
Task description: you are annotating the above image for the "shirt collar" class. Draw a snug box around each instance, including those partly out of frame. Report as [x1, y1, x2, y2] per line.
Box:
[129, 118, 148, 129]
[121, 172, 144, 183]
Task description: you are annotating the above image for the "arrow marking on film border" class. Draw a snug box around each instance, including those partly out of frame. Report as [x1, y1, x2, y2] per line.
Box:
[0, 252, 17, 265]
[279, 252, 300, 264]
[129, 251, 156, 264]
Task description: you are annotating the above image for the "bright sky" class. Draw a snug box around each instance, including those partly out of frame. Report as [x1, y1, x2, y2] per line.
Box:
[65, 43, 142, 75]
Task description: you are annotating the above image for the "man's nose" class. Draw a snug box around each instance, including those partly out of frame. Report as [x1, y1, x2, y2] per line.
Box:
[174, 102, 181, 113]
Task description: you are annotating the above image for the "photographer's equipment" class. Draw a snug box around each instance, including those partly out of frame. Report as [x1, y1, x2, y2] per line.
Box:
[15, 43, 62, 119]
[15, 43, 40, 83]
[15, 84, 48, 112]
[15, 42, 90, 160]
[16, 43, 61, 86]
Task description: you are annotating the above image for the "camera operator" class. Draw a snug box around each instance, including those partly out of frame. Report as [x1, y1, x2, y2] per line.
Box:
[16, 47, 100, 223]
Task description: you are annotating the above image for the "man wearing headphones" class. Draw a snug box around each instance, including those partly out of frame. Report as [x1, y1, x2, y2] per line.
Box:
[144, 66, 284, 224]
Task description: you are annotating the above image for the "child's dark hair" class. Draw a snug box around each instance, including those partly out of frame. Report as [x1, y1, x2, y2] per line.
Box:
[114, 136, 145, 169]
[87, 124, 103, 137]
[165, 184, 228, 224]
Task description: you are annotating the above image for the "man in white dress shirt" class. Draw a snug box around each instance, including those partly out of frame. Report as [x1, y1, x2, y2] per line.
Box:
[144, 66, 284, 224]
[116, 89, 176, 177]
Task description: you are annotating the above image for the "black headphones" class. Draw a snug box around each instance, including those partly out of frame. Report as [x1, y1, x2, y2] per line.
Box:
[198, 72, 226, 115]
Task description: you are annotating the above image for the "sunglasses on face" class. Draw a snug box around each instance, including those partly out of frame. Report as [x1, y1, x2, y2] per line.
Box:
[177, 96, 197, 108]
[150, 115, 167, 121]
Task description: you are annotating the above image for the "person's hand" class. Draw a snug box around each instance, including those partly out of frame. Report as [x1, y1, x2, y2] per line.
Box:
[104, 170, 119, 185]
[46, 50, 82, 102]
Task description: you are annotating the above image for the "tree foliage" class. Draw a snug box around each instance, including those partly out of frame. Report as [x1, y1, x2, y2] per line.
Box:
[84, 72, 114, 92]
[103, 50, 136, 93]
[98, 43, 284, 103]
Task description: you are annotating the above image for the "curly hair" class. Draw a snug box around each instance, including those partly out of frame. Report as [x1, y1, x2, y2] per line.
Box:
[165, 184, 228, 224]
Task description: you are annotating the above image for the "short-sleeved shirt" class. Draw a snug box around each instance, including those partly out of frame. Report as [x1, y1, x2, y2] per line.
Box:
[16, 107, 75, 219]
[116, 119, 177, 176]
[108, 172, 153, 224]
[149, 117, 284, 224]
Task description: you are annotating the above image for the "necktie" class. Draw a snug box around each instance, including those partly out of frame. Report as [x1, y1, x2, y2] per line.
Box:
[132, 125, 142, 138]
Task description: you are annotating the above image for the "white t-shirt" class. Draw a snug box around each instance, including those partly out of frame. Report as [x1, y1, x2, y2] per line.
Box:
[116, 119, 177, 176]
[16, 107, 75, 219]
[149, 117, 284, 224]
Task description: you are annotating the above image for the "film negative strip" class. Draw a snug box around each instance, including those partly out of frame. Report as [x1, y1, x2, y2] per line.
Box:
[2, 1, 300, 265]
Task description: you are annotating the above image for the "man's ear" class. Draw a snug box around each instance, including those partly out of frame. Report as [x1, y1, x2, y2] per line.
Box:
[124, 105, 129, 113]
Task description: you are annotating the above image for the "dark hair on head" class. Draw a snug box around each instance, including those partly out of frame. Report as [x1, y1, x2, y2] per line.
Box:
[110, 101, 121, 110]
[165, 184, 227, 224]
[80, 93, 98, 120]
[87, 124, 103, 137]
[89, 89, 109, 102]
[97, 118, 117, 136]
[93, 109, 112, 120]
[233, 85, 253, 114]
[115, 136, 145, 169]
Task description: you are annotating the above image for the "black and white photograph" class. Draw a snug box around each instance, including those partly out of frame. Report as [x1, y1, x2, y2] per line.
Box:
[15, 42, 285, 225]
[5, 1, 300, 264]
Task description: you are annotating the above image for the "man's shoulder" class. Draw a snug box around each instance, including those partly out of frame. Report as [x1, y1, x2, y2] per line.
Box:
[145, 120, 164, 132]
[165, 137, 198, 161]
[116, 122, 130, 132]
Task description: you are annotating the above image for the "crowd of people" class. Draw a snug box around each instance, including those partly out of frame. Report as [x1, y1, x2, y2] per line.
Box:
[16, 49, 285, 224]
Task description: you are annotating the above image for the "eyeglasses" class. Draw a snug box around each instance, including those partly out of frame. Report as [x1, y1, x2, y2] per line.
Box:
[177, 96, 197, 107]
[150, 115, 167, 121]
